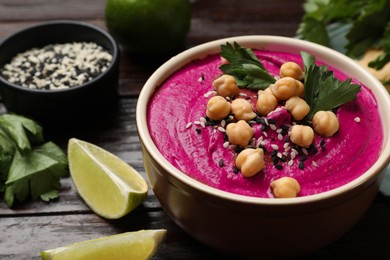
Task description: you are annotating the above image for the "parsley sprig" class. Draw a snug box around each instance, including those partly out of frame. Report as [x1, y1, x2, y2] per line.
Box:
[0, 114, 68, 207]
[219, 42, 276, 90]
[301, 51, 361, 118]
[297, 0, 390, 71]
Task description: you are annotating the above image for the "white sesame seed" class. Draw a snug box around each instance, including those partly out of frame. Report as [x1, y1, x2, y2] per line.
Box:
[312, 161, 318, 167]
[271, 144, 279, 150]
[239, 93, 247, 97]
[270, 124, 277, 131]
[354, 117, 361, 123]
[203, 90, 214, 98]
[288, 160, 294, 166]
[277, 152, 283, 158]
[277, 134, 283, 141]
[200, 121, 206, 128]
[218, 127, 226, 132]
[302, 148, 308, 156]
[225, 97, 231, 101]
[276, 128, 282, 133]
[283, 143, 290, 149]
[194, 121, 201, 125]
[185, 122, 192, 129]
[290, 149, 298, 159]
[223, 141, 230, 148]
[263, 131, 268, 137]
[200, 117, 207, 123]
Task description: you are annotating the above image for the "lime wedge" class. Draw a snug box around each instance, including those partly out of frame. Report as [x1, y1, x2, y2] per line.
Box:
[41, 229, 167, 260]
[68, 138, 148, 219]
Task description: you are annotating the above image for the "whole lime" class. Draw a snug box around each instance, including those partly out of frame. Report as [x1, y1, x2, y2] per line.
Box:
[105, 0, 191, 56]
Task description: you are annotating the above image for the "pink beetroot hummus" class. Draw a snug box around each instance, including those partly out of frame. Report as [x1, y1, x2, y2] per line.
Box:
[147, 50, 383, 197]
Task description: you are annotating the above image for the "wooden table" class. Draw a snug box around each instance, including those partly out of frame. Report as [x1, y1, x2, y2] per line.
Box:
[1, 0, 389, 259]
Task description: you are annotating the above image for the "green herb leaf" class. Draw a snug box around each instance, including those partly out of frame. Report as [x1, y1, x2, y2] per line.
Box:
[301, 51, 361, 118]
[219, 42, 276, 90]
[297, 0, 390, 71]
[0, 114, 68, 207]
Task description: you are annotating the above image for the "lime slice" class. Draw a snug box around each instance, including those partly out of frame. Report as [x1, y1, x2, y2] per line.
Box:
[68, 138, 148, 219]
[41, 229, 167, 260]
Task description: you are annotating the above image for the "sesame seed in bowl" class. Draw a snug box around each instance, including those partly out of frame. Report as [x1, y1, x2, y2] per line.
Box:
[0, 20, 120, 128]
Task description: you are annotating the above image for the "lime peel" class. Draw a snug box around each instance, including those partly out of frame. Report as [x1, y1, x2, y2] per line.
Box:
[68, 138, 148, 219]
[41, 229, 167, 260]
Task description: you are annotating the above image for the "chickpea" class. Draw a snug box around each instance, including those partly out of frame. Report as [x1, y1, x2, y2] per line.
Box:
[289, 125, 314, 148]
[270, 177, 300, 198]
[270, 77, 299, 101]
[206, 96, 231, 121]
[284, 96, 310, 121]
[231, 98, 256, 121]
[235, 148, 265, 177]
[312, 111, 339, 137]
[212, 74, 240, 97]
[264, 86, 273, 95]
[280, 62, 304, 81]
[226, 120, 253, 147]
[256, 90, 278, 116]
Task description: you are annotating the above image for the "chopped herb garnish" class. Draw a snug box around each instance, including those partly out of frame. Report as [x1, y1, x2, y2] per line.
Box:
[219, 42, 276, 90]
[301, 51, 361, 118]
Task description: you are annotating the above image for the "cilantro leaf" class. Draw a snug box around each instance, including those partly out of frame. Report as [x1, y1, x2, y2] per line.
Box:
[219, 42, 276, 90]
[301, 51, 361, 118]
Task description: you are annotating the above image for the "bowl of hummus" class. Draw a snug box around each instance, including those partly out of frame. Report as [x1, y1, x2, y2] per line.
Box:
[136, 36, 390, 258]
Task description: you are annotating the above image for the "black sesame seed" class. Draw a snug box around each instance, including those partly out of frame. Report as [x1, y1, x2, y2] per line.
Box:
[235, 146, 244, 153]
[271, 150, 278, 157]
[196, 128, 201, 134]
[258, 145, 267, 153]
[218, 159, 224, 167]
[268, 118, 276, 125]
[320, 138, 326, 147]
[298, 161, 305, 170]
[233, 166, 239, 174]
[300, 155, 307, 162]
[0, 42, 112, 90]
[275, 164, 283, 170]
[272, 156, 279, 165]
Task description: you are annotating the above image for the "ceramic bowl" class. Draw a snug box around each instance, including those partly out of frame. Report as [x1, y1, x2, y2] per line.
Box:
[0, 20, 120, 127]
[136, 36, 390, 258]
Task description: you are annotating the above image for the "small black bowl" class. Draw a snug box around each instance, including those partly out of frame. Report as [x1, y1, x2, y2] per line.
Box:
[0, 20, 120, 127]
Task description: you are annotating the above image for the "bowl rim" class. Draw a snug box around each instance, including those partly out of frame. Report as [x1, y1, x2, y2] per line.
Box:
[0, 20, 119, 94]
[136, 35, 390, 205]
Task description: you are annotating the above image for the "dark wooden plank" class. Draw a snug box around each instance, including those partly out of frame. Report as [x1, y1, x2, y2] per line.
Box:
[1, 198, 390, 259]
[0, 0, 106, 21]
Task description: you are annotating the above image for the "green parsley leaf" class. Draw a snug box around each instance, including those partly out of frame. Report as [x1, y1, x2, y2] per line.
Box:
[301, 51, 361, 118]
[297, 0, 390, 71]
[0, 114, 68, 207]
[219, 42, 276, 90]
